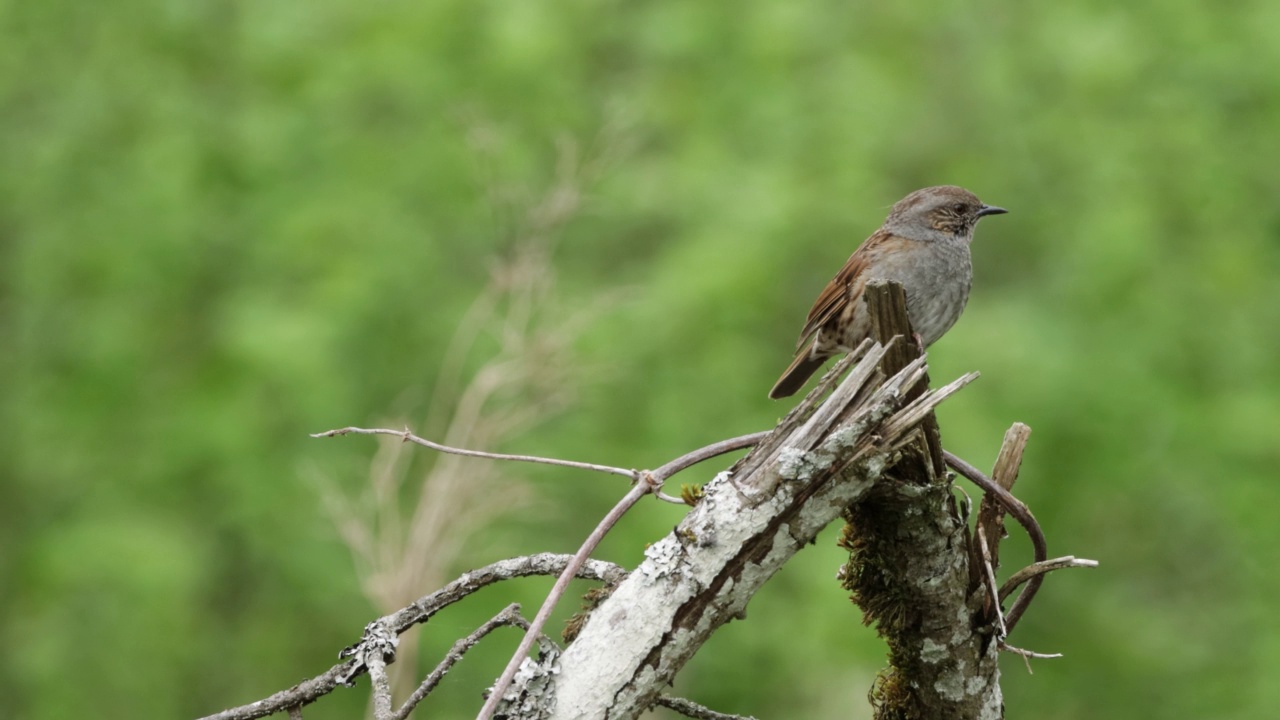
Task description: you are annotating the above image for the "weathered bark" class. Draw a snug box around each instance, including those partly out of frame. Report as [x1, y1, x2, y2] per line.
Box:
[498, 285, 995, 720]
[839, 282, 1001, 720]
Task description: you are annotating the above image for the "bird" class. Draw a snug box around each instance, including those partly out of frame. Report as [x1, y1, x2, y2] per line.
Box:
[769, 185, 1006, 399]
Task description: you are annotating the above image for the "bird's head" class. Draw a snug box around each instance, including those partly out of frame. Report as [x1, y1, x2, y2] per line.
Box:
[887, 185, 1007, 238]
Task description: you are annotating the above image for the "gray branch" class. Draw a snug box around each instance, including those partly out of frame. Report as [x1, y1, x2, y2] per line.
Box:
[654, 695, 759, 720]
[197, 554, 624, 720]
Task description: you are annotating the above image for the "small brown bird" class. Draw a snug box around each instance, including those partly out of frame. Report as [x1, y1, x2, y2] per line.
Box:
[769, 185, 1006, 399]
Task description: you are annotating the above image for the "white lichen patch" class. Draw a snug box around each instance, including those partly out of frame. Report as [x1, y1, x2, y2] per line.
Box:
[500, 651, 561, 714]
[776, 447, 833, 481]
[920, 638, 949, 664]
[966, 675, 988, 695]
[821, 421, 863, 451]
[776, 447, 807, 478]
[948, 605, 972, 645]
[640, 537, 684, 579]
[896, 483, 927, 498]
[933, 659, 967, 702]
[863, 454, 888, 477]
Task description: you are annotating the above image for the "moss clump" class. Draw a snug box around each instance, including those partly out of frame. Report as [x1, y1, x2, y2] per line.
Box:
[838, 493, 918, 636]
[679, 483, 705, 506]
[868, 667, 918, 720]
[562, 581, 620, 644]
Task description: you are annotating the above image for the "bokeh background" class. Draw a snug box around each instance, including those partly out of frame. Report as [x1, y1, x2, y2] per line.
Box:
[4, 1, 1279, 718]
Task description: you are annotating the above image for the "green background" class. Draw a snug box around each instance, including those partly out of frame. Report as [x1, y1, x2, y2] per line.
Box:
[4, 1, 1278, 718]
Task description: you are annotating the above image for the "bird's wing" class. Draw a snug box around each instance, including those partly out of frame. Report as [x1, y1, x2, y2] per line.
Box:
[793, 232, 881, 350]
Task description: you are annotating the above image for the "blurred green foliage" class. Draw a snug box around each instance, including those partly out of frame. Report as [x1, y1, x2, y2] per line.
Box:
[3, 1, 1279, 718]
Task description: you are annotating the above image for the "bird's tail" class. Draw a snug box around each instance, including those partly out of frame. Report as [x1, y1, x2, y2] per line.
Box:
[768, 350, 829, 399]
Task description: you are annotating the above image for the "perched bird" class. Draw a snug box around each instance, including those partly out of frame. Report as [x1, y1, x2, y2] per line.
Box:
[769, 185, 1006, 399]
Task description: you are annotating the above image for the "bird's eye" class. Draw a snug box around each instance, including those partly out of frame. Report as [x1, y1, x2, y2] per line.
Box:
[952, 202, 966, 212]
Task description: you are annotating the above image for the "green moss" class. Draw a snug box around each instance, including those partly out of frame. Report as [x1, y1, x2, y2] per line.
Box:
[680, 483, 705, 506]
[562, 581, 620, 644]
[839, 492, 920, 637]
[869, 668, 918, 720]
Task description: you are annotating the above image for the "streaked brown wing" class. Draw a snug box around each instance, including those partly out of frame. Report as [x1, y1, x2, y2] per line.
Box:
[793, 230, 885, 350]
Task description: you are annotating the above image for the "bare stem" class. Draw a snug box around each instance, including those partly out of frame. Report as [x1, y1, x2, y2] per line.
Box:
[1000, 641, 1064, 673]
[976, 525, 1007, 640]
[312, 426, 639, 481]
[651, 431, 771, 481]
[1001, 643, 1063, 661]
[999, 556, 1099, 602]
[197, 555, 623, 720]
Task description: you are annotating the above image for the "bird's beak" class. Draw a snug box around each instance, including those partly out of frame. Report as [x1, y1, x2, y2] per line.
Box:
[976, 204, 1008, 218]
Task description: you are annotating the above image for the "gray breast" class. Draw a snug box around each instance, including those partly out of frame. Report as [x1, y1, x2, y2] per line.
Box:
[870, 238, 973, 347]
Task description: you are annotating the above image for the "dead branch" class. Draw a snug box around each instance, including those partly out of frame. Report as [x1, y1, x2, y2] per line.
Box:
[196, 554, 624, 720]
[312, 426, 639, 481]
[654, 695, 759, 720]
[976, 525, 1007, 641]
[973, 424, 1032, 581]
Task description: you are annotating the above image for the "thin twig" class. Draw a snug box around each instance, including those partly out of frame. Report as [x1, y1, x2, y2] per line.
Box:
[942, 450, 1047, 634]
[649, 433, 768, 504]
[651, 431, 771, 480]
[976, 526, 1006, 640]
[1000, 641, 1064, 673]
[392, 605, 526, 720]
[999, 556, 1099, 602]
[655, 694, 760, 720]
[312, 426, 639, 481]
[1001, 642, 1063, 661]
[476, 476, 661, 720]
